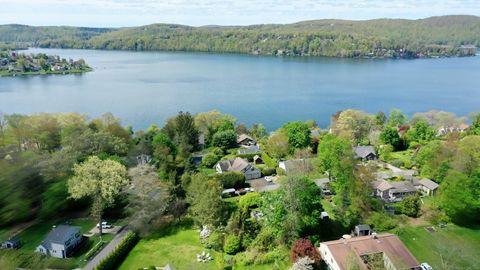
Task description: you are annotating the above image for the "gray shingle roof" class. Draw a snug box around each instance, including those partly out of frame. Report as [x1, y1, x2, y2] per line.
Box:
[237, 134, 255, 144]
[217, 158, 250, 173]
[238, 145, 262, 154]
[40, 225, 80, 249]
[353, 146, 376, 159]
[419, 178, 439, 190]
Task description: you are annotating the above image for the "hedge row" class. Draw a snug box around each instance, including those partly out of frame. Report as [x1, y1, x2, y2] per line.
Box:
[94, 231, 139, 270]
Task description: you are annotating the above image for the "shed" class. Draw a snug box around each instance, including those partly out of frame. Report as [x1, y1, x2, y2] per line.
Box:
[1, 237, 21, 249]
[354, 224, 372, 236]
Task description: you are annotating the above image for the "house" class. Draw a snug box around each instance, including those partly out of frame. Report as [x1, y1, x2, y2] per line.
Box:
[1, 237, 21, 249]
[237, 134, 256, 146]
[215, 157, 261, 180]
[354, 224, 372, 237]
[415, 178, 439, 196]
[253, 155, 264, 165]
[279, 159, 312, 175]
[437, 123, 469, 136]
[354, 146, 377, 161]
[373, 180, 417, 202]
[319, 234, 419, 270]
[238, 144, 262, 154]
[36, 225, 83, 258]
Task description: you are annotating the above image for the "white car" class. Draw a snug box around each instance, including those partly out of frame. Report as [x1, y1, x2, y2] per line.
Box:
[96, 221, 113, 229]
[264, 176, 273, 182]
[420, 263, 433, 270]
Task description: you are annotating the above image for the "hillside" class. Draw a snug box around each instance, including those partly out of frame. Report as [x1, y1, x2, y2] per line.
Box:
[0, 15, 479, 58]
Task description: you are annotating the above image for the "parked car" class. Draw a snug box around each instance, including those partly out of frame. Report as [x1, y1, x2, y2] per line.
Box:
[420, 263, 433, 270]
[264, 176, 273, 182]
[96, 222, 113, 229]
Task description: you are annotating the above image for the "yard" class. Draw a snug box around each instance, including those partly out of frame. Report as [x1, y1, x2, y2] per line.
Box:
[118, 228, 290, 270]
[387, 150, 415, 168]
[397, 224, 480, 269]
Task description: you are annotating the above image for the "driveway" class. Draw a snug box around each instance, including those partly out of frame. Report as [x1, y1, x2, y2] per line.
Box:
[83, 228, 130, 270]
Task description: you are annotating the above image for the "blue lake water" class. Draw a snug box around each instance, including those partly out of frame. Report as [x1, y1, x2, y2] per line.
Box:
[0, 48, 479, 130]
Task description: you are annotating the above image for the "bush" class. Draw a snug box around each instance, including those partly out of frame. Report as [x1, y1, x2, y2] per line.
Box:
[261, 152, 277, 168]
[205, 231, 225, 252]
[234, 251, 255, 266]
[212, 147, 225, 156]
[212, 130, 237, 149]
[261, 167, 276, 176]
[290, 238, 321, 265]
[213, 172, 246, 189]
[251, 227, 277, 252]
[366, 212, 398, 232]
[95, 231, 139, 270]
[237, 153, 259, 162]
[398, 196, 421, 217]
[276, 167, 286, 176]
[255, 247, 289, 265]
[85, 240, 105, 261]
[224, 235, 241, 255]
[202, 153, 220, 168]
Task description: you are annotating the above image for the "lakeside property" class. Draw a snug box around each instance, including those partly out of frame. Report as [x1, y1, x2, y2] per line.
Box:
[0, 51, 92, 77]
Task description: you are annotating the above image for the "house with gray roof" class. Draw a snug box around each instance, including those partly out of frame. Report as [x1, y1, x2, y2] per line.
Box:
[415, 178, 439, 196]
[36, 225, 82, 258]
[353, 146, 377, 161]
[237, 134, 256, 147]
[215, 157, 261, 180]
[279, 159, 312, 175]
[373, 180, 417, 202]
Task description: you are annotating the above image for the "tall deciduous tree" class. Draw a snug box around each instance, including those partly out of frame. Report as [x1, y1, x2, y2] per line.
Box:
[68, 156, 128, 235]
[282, 121, 311, 149]
[186, 173, 224, 227]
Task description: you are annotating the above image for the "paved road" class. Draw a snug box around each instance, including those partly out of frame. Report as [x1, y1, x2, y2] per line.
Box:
[83, 228, 130, 270]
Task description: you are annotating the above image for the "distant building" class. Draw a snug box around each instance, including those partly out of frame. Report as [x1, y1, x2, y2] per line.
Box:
[253, 155, 264, 165]
[237, 134, 256, 147]
[320, 234, 419, 270]
[437, 123, 469, 136]
[414, 178, 439, 196]
[36, 225, 83, 259]
[238, 144, 262, 154]
[1, 237, 21, 249]
[215, 157, 261, 180]
[354, 224, 372, 237]
[353, 146, 377, 161]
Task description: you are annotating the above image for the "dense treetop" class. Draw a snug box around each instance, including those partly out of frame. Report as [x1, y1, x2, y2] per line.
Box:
[0, 15, 479, 58]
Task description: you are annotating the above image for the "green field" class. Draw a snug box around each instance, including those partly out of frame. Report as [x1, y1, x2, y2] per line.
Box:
[119, 229, 290, 270]
[397, 225, 480, 269]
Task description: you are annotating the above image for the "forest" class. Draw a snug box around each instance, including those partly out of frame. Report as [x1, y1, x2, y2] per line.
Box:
[0, 15, 479, 58]
[0, 109, 479, 269]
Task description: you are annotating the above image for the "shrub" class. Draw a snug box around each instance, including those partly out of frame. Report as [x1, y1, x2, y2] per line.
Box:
[261, 152, 277, 168]
[95, 231, 139, 270]
[213, 171, 246, 189]
[224, 235, 241, 255]
[212, 147, 225, 156]
[251, 227, 277, 252]
[202, 153, 220, 168]
[366, 212, 398, 232]
[398, 196, 421, 217]
[290, 238, 321, 265]
[238, 192, 261, 212]
[205, 231, 225, 251]
[261, 167, 276, 176]
[254, 247, 289, 265]
[234, 251, 255, 266]
[276, 167, 286, 176]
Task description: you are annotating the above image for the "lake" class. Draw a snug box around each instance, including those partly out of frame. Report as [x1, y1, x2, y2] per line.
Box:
[0, 48, 479, 130]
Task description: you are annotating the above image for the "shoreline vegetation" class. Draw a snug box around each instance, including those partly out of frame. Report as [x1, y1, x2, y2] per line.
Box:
[0, 15, 479, 59]
[0, 50, 92, 77]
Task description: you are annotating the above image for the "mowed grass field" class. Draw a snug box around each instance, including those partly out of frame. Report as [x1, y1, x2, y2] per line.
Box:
[398, 224, 480, 269]
[118, 229, 222, 270]
[118, 229, 290, 270]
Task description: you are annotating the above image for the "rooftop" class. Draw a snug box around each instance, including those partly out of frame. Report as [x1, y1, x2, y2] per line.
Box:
[321, 233, 419, 270]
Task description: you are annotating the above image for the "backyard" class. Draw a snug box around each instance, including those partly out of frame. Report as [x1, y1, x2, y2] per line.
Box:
[118, 228, 290, 270]
[397, 224, 480, 269]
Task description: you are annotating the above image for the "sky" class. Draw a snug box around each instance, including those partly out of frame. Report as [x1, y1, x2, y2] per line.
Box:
[0, 0, 479, 27]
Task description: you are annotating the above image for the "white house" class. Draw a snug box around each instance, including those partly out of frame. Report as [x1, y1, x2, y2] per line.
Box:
[215, 157, 261, 180]
[36, 225, 82, 258]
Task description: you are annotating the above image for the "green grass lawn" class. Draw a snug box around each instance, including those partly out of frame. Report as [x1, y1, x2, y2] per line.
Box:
[397, 224, 480, 269]
[388, 150, 415, 168]
[119, 229, 290, 270]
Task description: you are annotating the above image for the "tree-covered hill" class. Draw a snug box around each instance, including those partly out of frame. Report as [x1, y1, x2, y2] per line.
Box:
[1, 15, 479, 58]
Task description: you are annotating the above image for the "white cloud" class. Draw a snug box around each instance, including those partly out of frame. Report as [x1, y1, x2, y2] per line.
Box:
[0, 0, 478, 26]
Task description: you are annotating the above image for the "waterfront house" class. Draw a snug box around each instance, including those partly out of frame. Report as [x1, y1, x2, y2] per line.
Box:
[354, 146, 377, 161]
[237, 134, 256, 147]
